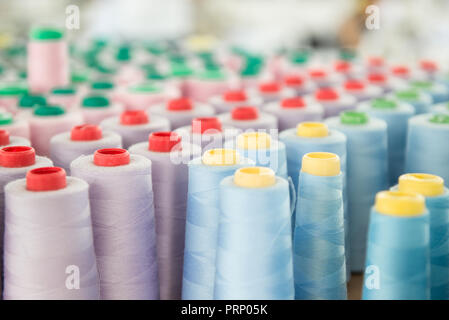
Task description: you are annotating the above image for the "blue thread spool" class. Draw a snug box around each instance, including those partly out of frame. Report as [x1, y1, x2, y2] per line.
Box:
[432, 102, 449, 115]
[409, 80, 449, 104]
[358, 98, 414, 185]
[393, 89, 432, 114]
[362, 190, 430, 300]
[395, 173, 449, 300]
[214, 167, 294, 299]
[406, 114, 449, 183]
[293, 152, 347, 300]
[326, 111, 388, 272]
[182, 149, 253, 299]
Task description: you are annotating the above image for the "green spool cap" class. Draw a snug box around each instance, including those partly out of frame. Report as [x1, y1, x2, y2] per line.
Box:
[95, 64, 117, 75]
[169, 54, 186, 64]
[82, 95, 110, 108]
[129, 83, 160, 94]
[341, 111, 369, 125]
[146, 72, 166, 80]
[18, 94, 46, 108]
[171, 63, 194, 78]
[290, 51, 309, 64]
[240, 65, 260, 77]
[372, 98, 397, 109]
[0, 85, 28, 96]
[33, 105, 65, 116]
[411, 81, 433, 90]
[0, 112, 13, 125]
[91, 81, 114, 90]
[340, 49, 357, 61]
[52, 86, 76, 95]
[71, 70, 89, 83]
[116, 46, 131, 61]
[30, 27, 64, 41]
[18, 70, 27, 79]
[197, 69, 225, 81]
[429, 114, 449, 124]
[396, 90, 419, 101]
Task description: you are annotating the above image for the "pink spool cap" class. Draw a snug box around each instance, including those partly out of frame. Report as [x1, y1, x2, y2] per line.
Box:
[315, 88, 339, 101]
[258, 82, 281, 94]
[167, 98, 193, 111]
[344, 80, 365, 91]
[120, 110, 149, 125]
[71, 124, 102, 141]
[26, 166, 67, 191]
[191, 117, 222, 134]
[223, 90, 247, 102]
[94, 148, 130, 167]
[0, 146, 35, 168]
[149, 131, 182, 152]
[281, 97, 306, 109]
[231, 106, 259, 120]
[0, 129, 10, 146]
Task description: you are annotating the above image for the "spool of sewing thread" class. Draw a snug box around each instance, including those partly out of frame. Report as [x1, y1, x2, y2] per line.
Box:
[307, 68, 344, 88]
[294, 152, 347, 300]
[366, 56, 387, 74]
[390, 65, 415, 81]
[432, 102, 449, 115]
[358, 98, 415, 185]
[121, 82, 170, 110]
[16, 94, 47, 117]
[129, 133, 202, 300]
[224, 132, 288, 179]
[393, 89, 433, 114]
[100, 110, 170, 148]
[333, 60, 365, 79]
[310, 87, 357, 118]
[263, 97, 324, 131]
[0, 111, 30, 139]
[341, 79, 383, 102]
[406, 114, 449, 183]
[50, 125, 122, 174]
[149, 97, 215, 129]
[366, 72, 406, 94]
[394, 174, 449, 300]
[0, 84, 28, 113]
[89, 80, 117, 99]
[409, 80, 449, 104]
[80, 95, 124, 125]
[214, 167, 294, 299]
[283, 74, 317, 96]
[249, 81, 295, 104]
[3, 167, 99, 299]
[0, 129, 30, 147]
[175, 117, 239, 152]
[209, 89, 263, 113]
[326, 111, 388, 272]
[29, 105, 83, 156]
[186, 69, 230, 102]
[419, 60, 439, 80]
[362, 191, 429, 300]
[48, 86, 80, 110]
[71, 149, 158, 300]
[218, 106, 277, 131]
[28, 27, 69, 93]
[182, 149, 253, 299]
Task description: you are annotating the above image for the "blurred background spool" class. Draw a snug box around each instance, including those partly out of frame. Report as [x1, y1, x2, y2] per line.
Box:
[0, 129, 30, 147]
[50, 124, 122, 174]
[294, 152, 347, 300]
[100, 110, 170, 148]
[393, 89, 432, 114]
[0, 111, 30, 139]
[3, 167, 99, 299]
[182, 148, 253, 299]
[409, 80, 449, 104]
[250, 81, 295, 104]
[326, 111, 388, 272]
[218, 106, 278, 131]
[129, 132, 201, 300]
[362, 191, 429, 300]
[214, 167, 294, 299]
[358, 97, 415, 186]
[0, 84, 28, 113]
[406, 114, 449, 183]
[341, 79, 383, 102]
[48, 86, 80, 110]
[186, 69, 230, 102]
[209, 89, 262, 113]
[311, 87, 357, 118]
[71, 148, 159, 300]
[16, 93, 46, 116]
[80, 95, 124, 125]
[121, 82, 172, 110]
[307, 68, 344, 89]
[432, 102, 449, 115]
[282, 74, 317, 96]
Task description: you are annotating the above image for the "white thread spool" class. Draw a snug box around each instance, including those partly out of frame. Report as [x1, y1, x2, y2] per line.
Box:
[307, 68, 345, 88]
[186, 69, 230, 102]
[129, 132, 201, 300]
[3, 167, 99, 299]
[120, 82, 172, 110]
[0, 129, 30, 147]
[100, 110, 170, 148]
[0, 112, 30, 139]
[308, 87, 357, 118]
[366, 72, 406, 94]
[218, 106, 278, 131]
[50, 125, 122, 174]
[149, 97, 215, 129]
[341, 79, 384, 102]
[248, 81, 295, 104]
[80, 95, 124, 125]
[48, 86, 81, 110]
[209, 89, 263, 113]
[282, 74, 317, 96]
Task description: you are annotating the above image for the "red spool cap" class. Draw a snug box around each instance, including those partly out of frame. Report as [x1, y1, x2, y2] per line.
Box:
[231, 106, 259, 120]
[368, 73, 387, 83]
[0, 146, 36, 168]
[26, 167, 67, 191]
[392, 65, 410, 76]
[120, 110, 149, 125]
[167, 97, 193, 111]
[70, 124, 102, 141]
[149, 132, 182, 152]
[368, 56, 384, 67]
[344, 80, 365, 91]
[192, 117, 222, 134]
[281, 97, 306, 109]
[335, 60, 351, 72]
[284, 75, 304, 87]
[258, 82, 280, 94]
[315, 88, 339, 101]
[420, 60, 438, 72]
[0, 129, 10, 146]
[94, 148, 130, 167]
[309, 69, 327, 78]
[223, 90, 247, 102]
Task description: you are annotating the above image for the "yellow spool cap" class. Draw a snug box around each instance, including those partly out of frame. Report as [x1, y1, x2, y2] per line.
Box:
[398, 173, 444, 197]
[237, 132, 271, 150]
[296, 122, 329, 137]
[202, 148, 240, 166]
[301, 152, 340, 176]
[375, 191, 425, 217]
[234, 167, 275, 188]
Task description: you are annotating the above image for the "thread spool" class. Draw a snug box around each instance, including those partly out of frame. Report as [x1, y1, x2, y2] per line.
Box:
[150, 97, 215, 129]
[29, 105, 83, 156]
[50, 125, 122, 174]
[0, 84, 28, 113]
[283, 74, 317, 96]
[366, 72, 405, 94]
[406, 114, 449, 183]
[4, 167, 99, 299]
[0, 129, 30, 147]
[0, 111, 30, 139]
[218, 106, 278, 131]
[409, 80, 449, 104]
[209, 89, 263, 114]
[121, 82, 169, 110]
[251, 81, 295, 103]
[342, 79, 383, 102]
[90, 80, 117, 99]
[294, 152, 347, 299]
[419, 60, 439, 79]
[186, 69, 230, 102]
[362, 191, 429, 300]
[326, 111, 388, 272]
[27, 27, 69, 93]
[129, 133, 202, 300]
[224, 132, 288, 179]
[307, 68, 344, 88]
[311, 87, 357, 118]
[214, 167, 294, 299]
[17, 94, 46, 116]
[432, 102, 449, 115]
[71, 149, 159, 299]
[175, 117, 239, 153]
[358, 98, 415, 185]
[182, 149, 254, 299]
[100, 110, 170, 148]
[263, 97, 324, 131]
[393, 89, 432, 114]
[48, 86, 80, 110]
[81, 95, 124, 125]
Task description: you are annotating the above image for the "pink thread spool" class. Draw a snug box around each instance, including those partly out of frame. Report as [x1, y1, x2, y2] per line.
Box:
[186, 69, 230, 102]
[218, 106, 277, 131]
[48, 86, 80, 110]
[0, 84, 28, 113]
[27, 27, 69, 93]
[308, 87, 357, 118]
[121, 82, 170, 110]
[80, 95, 124, 125]
[209, 89, 263, 114]
[0, 112, 30, 139]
